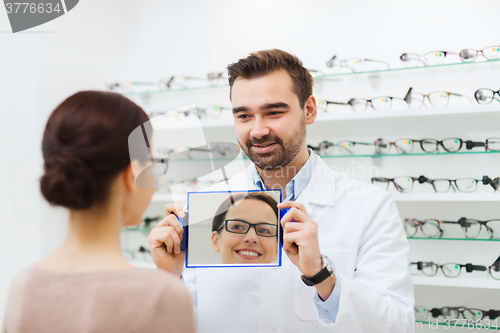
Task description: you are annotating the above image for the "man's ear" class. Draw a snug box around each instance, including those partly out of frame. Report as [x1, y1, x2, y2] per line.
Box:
[211, 231, 220, 252]
[304, 95, 318, 125]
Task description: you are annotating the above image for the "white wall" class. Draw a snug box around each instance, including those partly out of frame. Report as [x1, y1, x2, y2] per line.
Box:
[0, 0, 129, 326]
[122, 0, 500, 83]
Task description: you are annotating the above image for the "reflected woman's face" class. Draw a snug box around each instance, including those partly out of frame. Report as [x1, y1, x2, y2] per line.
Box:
[211, 198, 279, 264]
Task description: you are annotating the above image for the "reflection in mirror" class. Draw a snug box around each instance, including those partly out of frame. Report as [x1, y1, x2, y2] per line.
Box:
[186, 190, 282, 267]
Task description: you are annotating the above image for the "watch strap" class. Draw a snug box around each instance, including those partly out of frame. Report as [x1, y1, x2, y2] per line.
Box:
[301, 266, 333, 286]
[301, 256, 334, 286]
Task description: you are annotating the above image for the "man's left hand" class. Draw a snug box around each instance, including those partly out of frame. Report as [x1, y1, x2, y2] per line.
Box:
[278, 201, 336, 301]
[278, 201, 323, 277]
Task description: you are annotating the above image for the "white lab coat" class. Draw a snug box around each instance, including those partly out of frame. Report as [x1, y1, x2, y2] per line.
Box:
[183, 156, 415, 333]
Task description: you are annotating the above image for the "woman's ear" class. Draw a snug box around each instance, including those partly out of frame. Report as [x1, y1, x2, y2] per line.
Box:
[122, 164, 137, 193]
[128, 159, 158, 191]
[211, 231, 220, 252]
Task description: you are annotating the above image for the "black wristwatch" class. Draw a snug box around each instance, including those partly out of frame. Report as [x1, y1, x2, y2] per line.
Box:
[301, 255, 335, 286]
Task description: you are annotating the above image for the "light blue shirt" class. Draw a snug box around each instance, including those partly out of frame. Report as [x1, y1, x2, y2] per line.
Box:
[250, 149, 342, 322]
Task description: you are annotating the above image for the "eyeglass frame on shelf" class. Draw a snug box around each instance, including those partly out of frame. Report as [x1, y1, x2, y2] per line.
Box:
[372, 175, 498, 193]
[459, 45, 500, 62]
[404, 87, 472, 108]
[405, 217, 500, 239]
[400, 45, 500, 67]
[474, 88, 500, 104]
[308, 140, 373, 155]
[325, 55, 390, 72]
[404, 218, 443, 238]
[400, 50, 460, 67]
[410, 261, 487, 278]
[371, 175, 429, 193]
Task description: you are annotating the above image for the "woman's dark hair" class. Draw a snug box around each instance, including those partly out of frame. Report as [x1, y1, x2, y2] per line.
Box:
[40, 91, 150, 210]
[212, 192, 279, 232]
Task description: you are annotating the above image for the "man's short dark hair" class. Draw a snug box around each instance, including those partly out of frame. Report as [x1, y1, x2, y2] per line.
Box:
[227, 49, 313, 108]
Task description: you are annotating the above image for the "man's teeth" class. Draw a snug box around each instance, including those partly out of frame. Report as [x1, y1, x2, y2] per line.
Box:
[238, 251, 260, 257]
[255, 143, 273, 147]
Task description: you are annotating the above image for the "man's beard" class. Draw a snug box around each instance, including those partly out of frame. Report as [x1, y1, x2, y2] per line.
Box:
[240, 118, 306, 170]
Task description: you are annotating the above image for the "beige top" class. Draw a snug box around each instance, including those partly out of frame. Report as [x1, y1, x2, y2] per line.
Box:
[2, 265, 196, 333]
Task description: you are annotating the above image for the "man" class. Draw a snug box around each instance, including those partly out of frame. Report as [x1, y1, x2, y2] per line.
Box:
[148, 49, 415, 333]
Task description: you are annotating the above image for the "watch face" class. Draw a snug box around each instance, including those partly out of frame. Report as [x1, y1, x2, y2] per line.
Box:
[322, 255, 334, 267]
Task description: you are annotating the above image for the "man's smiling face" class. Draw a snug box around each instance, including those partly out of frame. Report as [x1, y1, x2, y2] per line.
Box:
[230, 69, 307, 170]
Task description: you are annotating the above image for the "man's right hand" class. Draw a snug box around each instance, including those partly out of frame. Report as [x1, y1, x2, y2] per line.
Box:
[147, 203, 186, 278]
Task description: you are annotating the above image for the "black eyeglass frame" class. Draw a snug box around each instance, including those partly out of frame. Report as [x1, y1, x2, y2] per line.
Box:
[428, 306, 489, 321]
[474, 88, 500, 104]
[219, 219, 279, 238]
[411, 261, 487, 278]
[419, 138, 464, 153]
[438, 217, 500, 239]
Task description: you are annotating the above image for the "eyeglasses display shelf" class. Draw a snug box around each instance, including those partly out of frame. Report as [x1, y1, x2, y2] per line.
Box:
[148, 104, 500, 131]
[162, 151, 500, 163]
[415, 321, 500, 330]
[314, 59, 500, 81]
[313, 104, 500, 122]
[412, 276, 500, 290]
[117, 59, 500, 98]
[391, 193, 500, 202]
[408, 237, 500, 242]
[121, 84, 230, 97]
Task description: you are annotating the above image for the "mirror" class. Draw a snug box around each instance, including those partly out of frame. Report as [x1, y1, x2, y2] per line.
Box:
[186, 190, 282, 268]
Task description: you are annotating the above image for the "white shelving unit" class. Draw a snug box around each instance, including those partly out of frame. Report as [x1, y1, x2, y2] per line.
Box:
[314, 104, 500, 121]
[121, 60, 500, 328]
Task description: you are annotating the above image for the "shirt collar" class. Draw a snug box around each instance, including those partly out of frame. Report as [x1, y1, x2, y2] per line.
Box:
[251, 149, 317, 202]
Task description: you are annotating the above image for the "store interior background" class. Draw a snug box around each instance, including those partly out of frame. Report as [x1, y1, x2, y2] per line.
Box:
[1, 0, 499, 327]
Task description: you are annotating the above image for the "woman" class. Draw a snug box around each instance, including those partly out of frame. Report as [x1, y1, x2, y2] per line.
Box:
[211, 192, 279, 264]
[2, 91, 196, 333]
